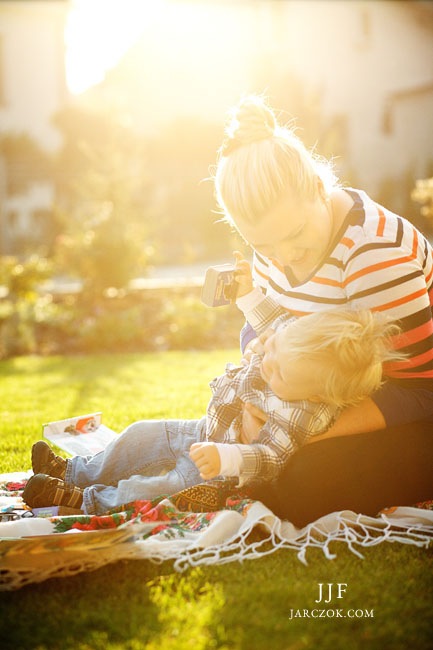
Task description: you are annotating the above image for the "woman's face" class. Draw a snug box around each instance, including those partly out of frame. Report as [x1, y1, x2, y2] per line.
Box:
[233, 190, 333, 282]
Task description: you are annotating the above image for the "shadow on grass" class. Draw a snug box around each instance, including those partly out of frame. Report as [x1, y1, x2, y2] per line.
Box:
[0, 559, 173, 650]
[0, 544, 432, 650]
[207, 543, 433, 650]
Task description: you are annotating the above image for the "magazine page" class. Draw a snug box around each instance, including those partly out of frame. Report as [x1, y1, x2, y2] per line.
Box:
[43, 412, 118, 456]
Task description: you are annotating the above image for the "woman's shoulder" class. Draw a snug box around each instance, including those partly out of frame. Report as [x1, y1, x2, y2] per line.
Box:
[339, 188, 431, 251]
[343, 187, 398, 229]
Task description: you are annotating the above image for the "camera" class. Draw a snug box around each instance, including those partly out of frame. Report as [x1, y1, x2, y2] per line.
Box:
[201, 264, 238, 307]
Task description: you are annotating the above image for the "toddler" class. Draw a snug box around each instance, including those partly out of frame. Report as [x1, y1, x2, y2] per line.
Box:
[23, 308, 400, 515]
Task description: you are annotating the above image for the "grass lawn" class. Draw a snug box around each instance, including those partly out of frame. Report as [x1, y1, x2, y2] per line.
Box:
[0, 351, 432, 650]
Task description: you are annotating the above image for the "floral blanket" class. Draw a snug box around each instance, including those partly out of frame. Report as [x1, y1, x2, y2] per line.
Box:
[1, 472, 433, 591]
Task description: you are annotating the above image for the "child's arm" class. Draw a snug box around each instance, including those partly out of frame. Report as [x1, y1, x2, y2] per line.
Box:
[233, 251, 288, 335]
[190, 442, 243, 480]
[191, 404, 337, 483]
[239, 405, 338, 483]
[190, 402, 270, 479]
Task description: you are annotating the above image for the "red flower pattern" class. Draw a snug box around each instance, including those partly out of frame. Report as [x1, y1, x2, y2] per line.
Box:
[71, 516, 119, 531]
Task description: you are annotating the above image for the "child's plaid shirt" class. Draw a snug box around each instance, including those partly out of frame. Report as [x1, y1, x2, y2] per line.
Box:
[206, 346, 339, 485]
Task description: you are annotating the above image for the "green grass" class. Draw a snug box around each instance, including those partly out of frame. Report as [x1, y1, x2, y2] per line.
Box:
[1, 351, 432, 650]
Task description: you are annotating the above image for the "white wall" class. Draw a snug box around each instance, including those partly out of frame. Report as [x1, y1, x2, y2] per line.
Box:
[0, 0, 68, 151]
[267, 1, 433, 197]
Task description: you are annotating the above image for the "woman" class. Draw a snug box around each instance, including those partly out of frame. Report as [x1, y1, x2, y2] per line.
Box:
[213, 95, 433, 526]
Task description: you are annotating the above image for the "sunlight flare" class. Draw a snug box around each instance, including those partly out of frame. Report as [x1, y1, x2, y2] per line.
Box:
[65, 0, 167, 94]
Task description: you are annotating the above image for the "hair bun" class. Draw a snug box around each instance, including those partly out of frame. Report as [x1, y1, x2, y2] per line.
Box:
[221, 96, 276, 156]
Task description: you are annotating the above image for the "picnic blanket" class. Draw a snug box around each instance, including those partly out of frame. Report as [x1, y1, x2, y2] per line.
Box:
[1, 473, 433, 591]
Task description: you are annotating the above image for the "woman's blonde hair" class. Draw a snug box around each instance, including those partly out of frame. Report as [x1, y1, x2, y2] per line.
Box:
[214, 94, 338, 227]
[276, 309, 405, 408]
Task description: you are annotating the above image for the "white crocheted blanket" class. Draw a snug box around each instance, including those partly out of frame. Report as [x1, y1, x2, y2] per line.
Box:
[1, 472, 432, 591]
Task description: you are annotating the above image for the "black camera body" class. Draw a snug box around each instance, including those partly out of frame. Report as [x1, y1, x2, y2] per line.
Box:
[201, 264, 237, 307]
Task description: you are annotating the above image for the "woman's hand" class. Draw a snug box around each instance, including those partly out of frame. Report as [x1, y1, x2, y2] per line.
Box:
[240, 403, 268, 444]
[189, 442, 221, 480]
[233, 251, 254, 298]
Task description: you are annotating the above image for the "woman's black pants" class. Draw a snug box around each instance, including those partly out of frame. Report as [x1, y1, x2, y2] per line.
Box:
[248, 421, 433, 528]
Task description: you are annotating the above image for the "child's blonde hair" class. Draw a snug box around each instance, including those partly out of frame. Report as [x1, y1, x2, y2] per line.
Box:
[214, 94, 338, 227]
[276, 309, 405, 408]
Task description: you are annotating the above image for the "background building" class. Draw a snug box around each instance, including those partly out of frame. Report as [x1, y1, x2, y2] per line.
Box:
[0, 0, 432, 258]
[0, 0, 68, 254]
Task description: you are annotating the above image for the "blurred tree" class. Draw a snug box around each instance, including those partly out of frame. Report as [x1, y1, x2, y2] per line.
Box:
[51, 107, 153, 299]
[0, 255, 55, 357]
[0, 134, 59, 256]
[146, 116, 231, 265]
[412, 176, 433, 222]
[251, 63, 349, 174]
[0, 133, 53, 195]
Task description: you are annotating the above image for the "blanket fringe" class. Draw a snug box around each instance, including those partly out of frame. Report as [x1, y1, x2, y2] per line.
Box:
[131, 507, 433, 573]
[1, 495, 432, 590]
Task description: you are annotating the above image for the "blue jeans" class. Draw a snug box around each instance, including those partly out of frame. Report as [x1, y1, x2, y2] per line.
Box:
[65, 418, 207, 515]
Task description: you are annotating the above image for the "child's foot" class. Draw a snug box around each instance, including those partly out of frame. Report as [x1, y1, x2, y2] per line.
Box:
[23, 474, 84, 510]
[32, 441, 67, 480]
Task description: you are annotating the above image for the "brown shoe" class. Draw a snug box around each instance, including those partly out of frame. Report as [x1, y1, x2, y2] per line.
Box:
[23, 474, 83, 510]
[58, 505, 85, 516]
[32, 441, 67, 480]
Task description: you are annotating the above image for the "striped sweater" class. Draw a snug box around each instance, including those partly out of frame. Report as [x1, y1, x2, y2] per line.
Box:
[241, 188, 433, 425]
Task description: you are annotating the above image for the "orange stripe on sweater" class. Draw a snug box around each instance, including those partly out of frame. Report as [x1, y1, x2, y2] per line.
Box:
[374, 288, 427, 312]
[253, 264, 269, 282]
[343, 229, 418, 288]
[376, 209, 386, 237]
[407, 347, 433, 367]
[311, 275, 342, 287]
[387, 369, 433, 379]
[392, 320, 433, 349]
[341, 237, 355, 249]
[390, 346, 433, 372]
[271, 259, 285, 273]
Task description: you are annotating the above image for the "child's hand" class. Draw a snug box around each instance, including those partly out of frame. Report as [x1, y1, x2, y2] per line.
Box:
[189, 442, 221, 480]
[241, 335, 267, 365]
[233, 251, 253, 298]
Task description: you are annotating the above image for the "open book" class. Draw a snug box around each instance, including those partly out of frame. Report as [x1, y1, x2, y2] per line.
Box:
[43, 412, 118, 456]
